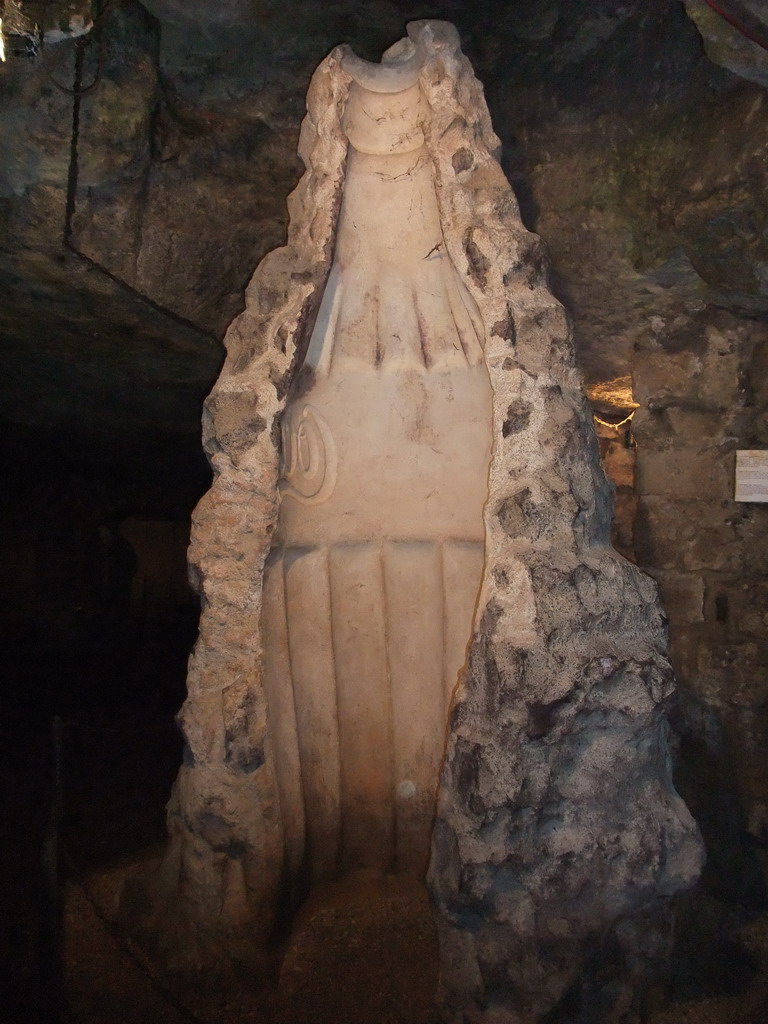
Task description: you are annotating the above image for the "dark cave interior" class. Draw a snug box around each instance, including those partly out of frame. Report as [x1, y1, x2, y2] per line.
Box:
[2, 1, 768, 1021]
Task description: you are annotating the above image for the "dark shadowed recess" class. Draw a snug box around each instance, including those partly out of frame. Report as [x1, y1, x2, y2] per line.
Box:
[2, 0, 768, 1020]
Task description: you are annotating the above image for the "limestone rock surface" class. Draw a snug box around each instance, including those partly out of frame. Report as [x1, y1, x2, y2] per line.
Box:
[682, 0, 768, 89]
[412, 23, 706, 1024]
[135, 21, 705, 1020]
[126, 40, 350, 970]
[3, 2, 768, 1016]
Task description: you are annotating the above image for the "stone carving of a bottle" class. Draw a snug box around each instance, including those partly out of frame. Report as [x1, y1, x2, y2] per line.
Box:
[262, 39, 492, 893]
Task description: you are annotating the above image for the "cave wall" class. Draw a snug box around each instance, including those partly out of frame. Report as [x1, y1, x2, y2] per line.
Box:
[0, 431, 204, 718]
[634, 309, 768, 897]
[1, 0, 768, 1002]
[126, 31, 704, 1020]
[491, 2, 768, 907]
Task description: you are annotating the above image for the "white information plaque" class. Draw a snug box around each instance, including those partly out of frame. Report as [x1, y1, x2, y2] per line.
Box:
[735, 450, 768, 503]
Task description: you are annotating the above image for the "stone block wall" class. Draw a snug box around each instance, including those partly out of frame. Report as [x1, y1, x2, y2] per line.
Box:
[595, 425, 637, 561]
[631, 309, 768, 887]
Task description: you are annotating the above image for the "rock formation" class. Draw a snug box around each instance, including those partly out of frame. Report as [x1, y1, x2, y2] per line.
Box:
[135, 18, 704, 1018]
[262, 37, 491, 893]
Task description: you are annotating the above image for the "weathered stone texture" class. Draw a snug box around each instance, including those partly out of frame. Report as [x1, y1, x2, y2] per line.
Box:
[126, 47, 350, 969]
[131, 17, 703, 1017]
[418, 25, 703, 1024]
[683, 0, 768, 90]
[2, 2, 767, 1013]
[630, 303, 768, 912]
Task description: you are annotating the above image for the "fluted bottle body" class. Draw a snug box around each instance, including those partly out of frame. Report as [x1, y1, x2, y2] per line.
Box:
[262, 70, 492, 886]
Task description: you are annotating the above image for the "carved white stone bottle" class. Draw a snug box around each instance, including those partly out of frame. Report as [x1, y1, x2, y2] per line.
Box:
[262, 39, 492, 888]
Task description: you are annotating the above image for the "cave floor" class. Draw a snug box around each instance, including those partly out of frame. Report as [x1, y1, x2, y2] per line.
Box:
[60, 858, 768, 1024]
[13, 707, 765, 1024]
[63, 864, 441, 1024]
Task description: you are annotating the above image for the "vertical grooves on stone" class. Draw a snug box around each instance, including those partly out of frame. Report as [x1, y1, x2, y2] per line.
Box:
[283, 545, 341, 882]
[438, 540, 448, 729]
[326, 545, 343, 876]
[318, 269, 344, 376]
[445, 260, 484, 365]
[380, 539, 398, 874]
[373, 279, 385, 371]
[263, 552, 306, 882]
[383, 539, 446, 875]
[444, 268, 472, 363]
[408, 287, 430, 370]
[442, 540, 485, 706]
[329, 542, 393, 872]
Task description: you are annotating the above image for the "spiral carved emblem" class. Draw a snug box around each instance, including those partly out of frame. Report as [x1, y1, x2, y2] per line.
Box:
[279, 404, 338, 505]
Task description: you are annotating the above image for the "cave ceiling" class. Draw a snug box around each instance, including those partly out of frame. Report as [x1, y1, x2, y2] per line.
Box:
[1, 0, 766, 476]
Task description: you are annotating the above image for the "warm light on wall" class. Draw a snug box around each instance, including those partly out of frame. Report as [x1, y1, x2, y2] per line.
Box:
[586, 375, 638, 408]
[587, 375, 639, 432]
[0, 1, 93, 60]
[593, 409, 636, 431]
[0, 0, 36, 59]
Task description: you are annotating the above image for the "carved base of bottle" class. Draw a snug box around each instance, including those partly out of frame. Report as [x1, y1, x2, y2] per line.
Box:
[263, 537, 484, 886]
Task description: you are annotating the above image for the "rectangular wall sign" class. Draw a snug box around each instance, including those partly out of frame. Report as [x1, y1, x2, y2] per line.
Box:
[735, 450, 768, 503]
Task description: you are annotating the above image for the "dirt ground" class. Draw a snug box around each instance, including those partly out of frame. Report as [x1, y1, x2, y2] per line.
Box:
[8, 710, 767, 1024]
[60, 856, 768, 1024]
[63, 863, 441, 1024]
